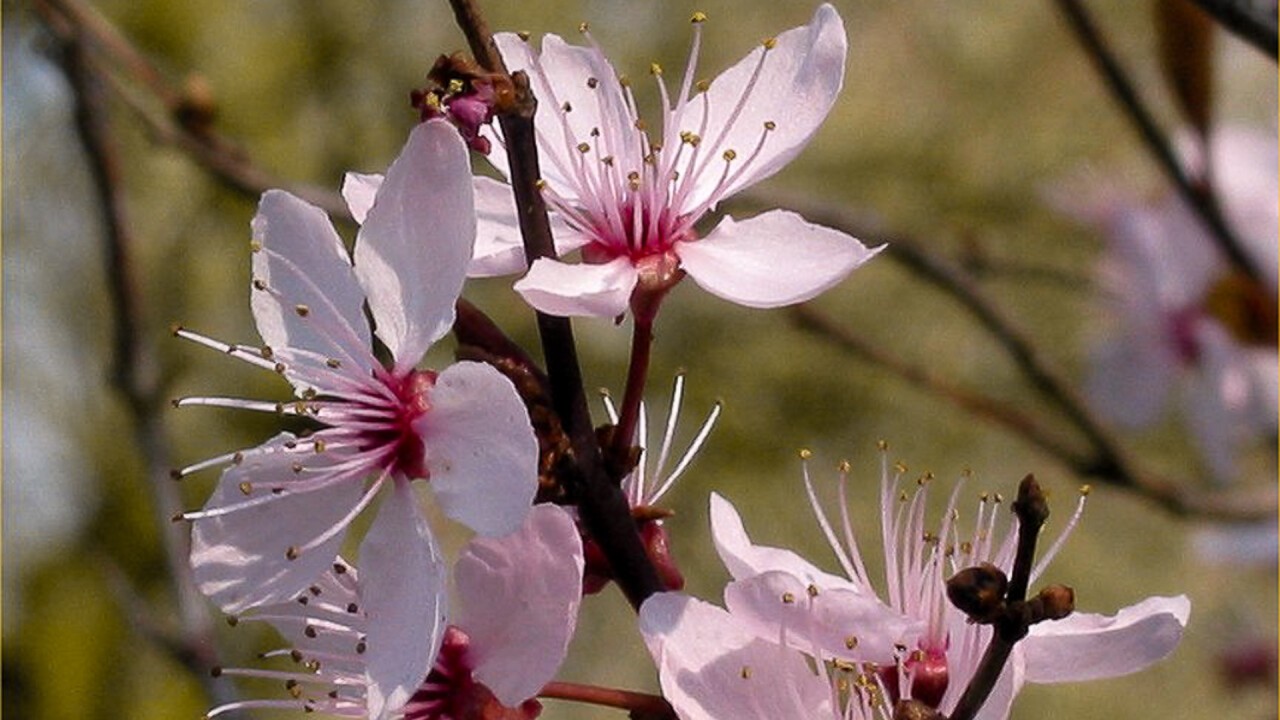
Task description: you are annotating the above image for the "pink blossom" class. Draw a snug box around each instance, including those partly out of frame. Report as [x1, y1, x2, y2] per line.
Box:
[1058, 126, 1278, 482]
[205, 505, 584, 720]
[641, 450, 1190, 720]
[465, 4, 880, 317]
[175, 121, 539, 716]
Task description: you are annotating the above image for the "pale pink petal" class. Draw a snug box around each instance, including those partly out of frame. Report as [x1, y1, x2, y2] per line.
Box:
[1243, 347, 1279, 431]
[190, 433, 365, 614]
[470, 176, 591, 278]
[490, 33, 637, 198]
[359, 482, 447, 720]
[1183, 320, 1249, 481]
[710, 492, 852, 589]
[342, 172, 383, 225]
[678, 210, 881, 309]
[250, 190, 374, 377]
[1021, 595, 1190, 684]
[355, 120, 474, 371]
[514, 256, 638, 318]
[1206, 127, 1279, 292]
[1193, 520, 1278, 566]
[457, 505, 584, 706]
[672, 4, 847, 210]
[1085, 329, 1176, 429]
[723, 570, 922, 664]
[639, 593, 832, 720]
[419, 361, 538, 536]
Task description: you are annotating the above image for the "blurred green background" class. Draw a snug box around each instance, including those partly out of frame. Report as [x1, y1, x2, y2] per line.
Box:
[4, 1, 1276, 718]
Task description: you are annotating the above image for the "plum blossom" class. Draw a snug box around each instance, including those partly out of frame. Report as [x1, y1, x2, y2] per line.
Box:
[205, 505, 584, 720]
[1057, 126, 1278, 482]
[466, 4, 880, 318]
[642, 449, 1190, 720]
[640, 592, 897, 720]
[174, 121, 538, 716]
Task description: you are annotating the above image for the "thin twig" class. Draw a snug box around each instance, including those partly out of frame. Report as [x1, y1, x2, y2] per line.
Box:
[791, 305, 1094, 469]
[946, 476, 1051, 720]
[1053, 0, 1265, 285]
[447, 0, 664, 609]
[45, 0, 350, 218]
[746, 193, 1276, 521]
[540, 681, 677, 719]
[36, 0, 236, 712]
[1189, 0, 1278, 58]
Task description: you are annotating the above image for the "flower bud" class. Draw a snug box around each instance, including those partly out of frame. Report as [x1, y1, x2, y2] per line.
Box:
[946, 562, 1007, 623]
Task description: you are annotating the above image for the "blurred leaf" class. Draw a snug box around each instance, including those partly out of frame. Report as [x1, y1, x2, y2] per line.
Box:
[1155, 0, 1216, 138]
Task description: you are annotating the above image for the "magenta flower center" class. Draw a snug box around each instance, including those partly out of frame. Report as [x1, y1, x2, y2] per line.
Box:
[403, 626, 543, 720]
[364, 368, 436, 479]
[879, 645, 950, 709]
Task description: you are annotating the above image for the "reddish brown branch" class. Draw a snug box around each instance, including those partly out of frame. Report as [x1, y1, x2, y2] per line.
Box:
[540, 681, 677, 719]
[446, 0, 664, 609]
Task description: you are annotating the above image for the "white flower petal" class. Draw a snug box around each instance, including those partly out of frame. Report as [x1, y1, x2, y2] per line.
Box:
[639, 593, 833, 720]
[458, 505, 584, 706]
[1207, 127, 1279, 292]
[671, 4, 847, 210]
[678, 210, 881, 309]
[709, 492, 852, 589]
[419, 361, 538, 536]
[1021, 595, 1190, 684]
[470, 176, 590, 278]
[250, 190, 374, 378]
[723, 570, 921, 664]
[514, 256, 638, 318]
[491, 33, 637, 198]
[355, 120, 474, 371]
[190, 434, 365, 614]
[342, 172, 383, 225]
[359, 482, 447, 720]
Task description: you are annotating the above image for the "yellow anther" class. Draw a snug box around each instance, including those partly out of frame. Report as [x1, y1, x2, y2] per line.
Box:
[238, 481, 253, 496]
[576, 142, 591, 154]
[1079, 484, 1092, 496]
[764, 120, 777, 131]
[294, 304, 310, 317]
[691, 11, 708, 23]
[781, 591, 796, 604]
[798, 448, 812, 460]
[695, 79, 710, 93]
[722, 149, 737, 161]
[517, 31, 531, 41]
[586, 77, 599, 89]
[845, 635, 859, 650]
[650, 62, 663, 76]
[838, 459, 851, 473]
[249, 240, 263, 252]
[740, 666, 752, 679]
[326, 358, 341, 369]
[578, 21, 589, 33]
[806, 584, 819, 597]
[762, 36, 777, 50]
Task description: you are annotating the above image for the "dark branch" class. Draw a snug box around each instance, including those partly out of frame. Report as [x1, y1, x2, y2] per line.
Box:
[447, 0, 664, 609]
[1189, 0, 1278, 58]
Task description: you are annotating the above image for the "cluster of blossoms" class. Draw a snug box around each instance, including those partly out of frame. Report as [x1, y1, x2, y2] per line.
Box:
[1056, 126, 1278, 483]
[172, 5, 1191, 720]
[639, 451, 1189, 720]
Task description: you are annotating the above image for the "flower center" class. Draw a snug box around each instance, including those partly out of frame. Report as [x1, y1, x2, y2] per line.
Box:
[366, 368, 436, 479]
[879, 646, 949, 709]
[403, 627, 543, 720]
[1202, 271, 1278, 349]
